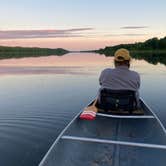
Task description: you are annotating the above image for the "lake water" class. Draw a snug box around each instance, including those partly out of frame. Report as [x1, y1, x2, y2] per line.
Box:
[0, 53, 166, 166]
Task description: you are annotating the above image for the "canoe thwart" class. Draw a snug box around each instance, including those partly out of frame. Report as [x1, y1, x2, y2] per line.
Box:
[96, 113, 154, 119]
[62, 135, 166, 150]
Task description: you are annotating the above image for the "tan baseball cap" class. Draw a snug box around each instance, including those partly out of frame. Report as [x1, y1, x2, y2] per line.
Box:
[114, 48, 131, 62]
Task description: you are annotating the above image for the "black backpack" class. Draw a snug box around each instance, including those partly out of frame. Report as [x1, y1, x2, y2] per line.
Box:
[98, 89, 137, 114]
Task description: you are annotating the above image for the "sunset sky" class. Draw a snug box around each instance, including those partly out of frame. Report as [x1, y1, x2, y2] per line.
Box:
[0, 0, 166, 50]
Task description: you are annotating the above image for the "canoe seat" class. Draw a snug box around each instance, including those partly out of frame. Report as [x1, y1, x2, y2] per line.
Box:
[97, 89, 140, 115]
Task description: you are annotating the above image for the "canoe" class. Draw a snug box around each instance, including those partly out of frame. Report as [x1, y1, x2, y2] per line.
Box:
[39, 99, 166, 166]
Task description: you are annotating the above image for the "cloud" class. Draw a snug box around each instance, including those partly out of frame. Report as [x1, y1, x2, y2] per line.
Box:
[0, 28, 94, 39]
[123, 33, 148, 36]
[64, 28, 93, 32]
[105, 33, 148, 37]
[121, 26, 149, 29]
[0, 66, 93, 76]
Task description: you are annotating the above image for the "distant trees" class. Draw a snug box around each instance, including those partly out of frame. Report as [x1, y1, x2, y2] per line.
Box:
[95, 36, 166, 66]
[96, 36, 166, 56]
[0, 46, 69, 59]
[158, 37, 166, 49]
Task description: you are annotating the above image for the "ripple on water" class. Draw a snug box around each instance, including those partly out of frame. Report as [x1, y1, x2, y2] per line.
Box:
[0, 108, 78, 166]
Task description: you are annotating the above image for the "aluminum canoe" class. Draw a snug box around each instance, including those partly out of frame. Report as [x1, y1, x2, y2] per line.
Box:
[39, 99, 166, 166]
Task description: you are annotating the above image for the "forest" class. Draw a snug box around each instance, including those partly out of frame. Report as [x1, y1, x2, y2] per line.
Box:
[96, 36, 166, 55]
[0, 46, 68, 59]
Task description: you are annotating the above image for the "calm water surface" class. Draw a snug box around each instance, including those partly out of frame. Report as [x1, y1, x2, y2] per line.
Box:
[0, 53, 166, 166]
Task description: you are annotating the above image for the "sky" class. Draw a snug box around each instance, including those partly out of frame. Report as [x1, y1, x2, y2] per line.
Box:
[0, 0, 166, 50]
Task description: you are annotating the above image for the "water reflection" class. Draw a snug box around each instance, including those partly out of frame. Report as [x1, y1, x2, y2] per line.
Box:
[0, 53, 112, 67]
[0, 53, 165, 76]
[131, 52, 166, 66]
[0, 53, 165, 166]
[101, 52, 166, 66]
[0, 53, 114, 76]
[0, 66, 94, 75]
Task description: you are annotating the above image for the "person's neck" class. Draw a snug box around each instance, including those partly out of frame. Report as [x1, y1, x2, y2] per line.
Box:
[115, 65, 129, 69]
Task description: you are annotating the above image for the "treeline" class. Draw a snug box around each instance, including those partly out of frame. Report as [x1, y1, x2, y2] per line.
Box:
[96, 36, 166, 56]
[0, 46, 69, 59]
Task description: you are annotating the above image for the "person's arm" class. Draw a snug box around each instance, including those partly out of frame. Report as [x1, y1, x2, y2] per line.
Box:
[99, 70, 104, 85]
[137, 74, 141, 89]
[136, 74, 141, 108]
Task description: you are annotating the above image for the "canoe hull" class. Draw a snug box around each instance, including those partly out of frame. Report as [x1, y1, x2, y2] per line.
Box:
[39, 99, 166, 166]
[41, 139, 166, 166]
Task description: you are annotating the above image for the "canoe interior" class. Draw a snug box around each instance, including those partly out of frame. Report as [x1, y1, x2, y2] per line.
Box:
[39, 99, 166, 166]
[64, 117, 166, 145]
[41, 140, 166, 166]
[93, 99, 153, 115]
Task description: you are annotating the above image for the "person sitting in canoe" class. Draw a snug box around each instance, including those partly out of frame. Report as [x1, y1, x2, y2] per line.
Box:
[80, 48, 141, 120]
[97, 48, 140, 113]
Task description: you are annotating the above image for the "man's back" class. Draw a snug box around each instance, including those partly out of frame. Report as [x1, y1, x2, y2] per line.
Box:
[99, 66, 140, 91]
